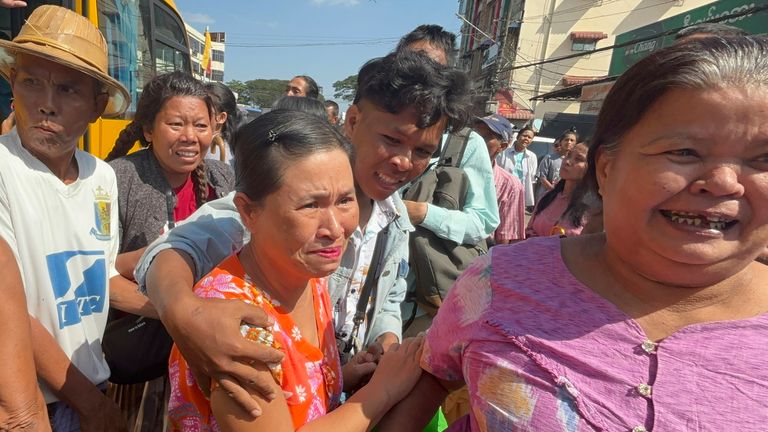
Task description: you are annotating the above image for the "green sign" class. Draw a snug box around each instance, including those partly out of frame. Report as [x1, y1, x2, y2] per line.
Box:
[608, 0, 768, 75]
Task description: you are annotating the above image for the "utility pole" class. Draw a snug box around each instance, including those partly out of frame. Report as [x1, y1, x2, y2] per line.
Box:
[487, 1, 511, 114]
[456, 5, 506, 114]
[532, 0, 557, 111]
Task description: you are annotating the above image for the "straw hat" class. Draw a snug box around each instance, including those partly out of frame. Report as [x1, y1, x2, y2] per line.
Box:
[0, 5, 130, 118]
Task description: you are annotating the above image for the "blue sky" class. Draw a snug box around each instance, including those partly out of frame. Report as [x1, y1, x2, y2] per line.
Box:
[176, 0, 463, 105]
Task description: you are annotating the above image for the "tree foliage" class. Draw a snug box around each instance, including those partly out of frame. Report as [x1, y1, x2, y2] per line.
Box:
[333, 74, 357, 103]
[226, 79, 289, 108]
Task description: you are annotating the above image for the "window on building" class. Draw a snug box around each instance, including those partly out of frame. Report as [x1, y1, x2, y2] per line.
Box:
[212, 49, 224, 62]
[211, 70, 224, 82]
[572, 39, 597, 52]
[191, 38, 201, 55]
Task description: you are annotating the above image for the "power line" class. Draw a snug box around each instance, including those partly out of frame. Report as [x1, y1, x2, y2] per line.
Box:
[456, 8, 612, 104]
[225, 33, 397, 41]
[524, 0, 679, 24]
[522, 0, 624, 20]
[227, 39, 398, 48]
[496, 3, 768, 75]
[456, 11, 578, 112]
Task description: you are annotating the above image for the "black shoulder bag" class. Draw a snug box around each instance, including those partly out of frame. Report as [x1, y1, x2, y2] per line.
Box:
[402, 128, 488, 324]
[336, 225, 389, 364]
[101, 189, 177, 384]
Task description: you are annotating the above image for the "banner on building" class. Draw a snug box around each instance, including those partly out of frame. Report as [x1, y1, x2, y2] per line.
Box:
[609, 0, 768, 75]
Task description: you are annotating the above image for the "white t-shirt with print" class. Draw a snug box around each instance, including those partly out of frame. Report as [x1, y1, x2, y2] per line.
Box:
[0, 130, 119, 403]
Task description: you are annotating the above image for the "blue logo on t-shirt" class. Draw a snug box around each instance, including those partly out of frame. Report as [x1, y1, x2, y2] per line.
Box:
[46, 250, 107, 329]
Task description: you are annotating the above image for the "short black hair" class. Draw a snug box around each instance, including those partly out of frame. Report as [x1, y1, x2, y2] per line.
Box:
[294, 75, 319, 99]
[353, 50, 470, 132]
[233, 110, 352, 203]
[675, 23, 748, 40]
[324, 100, 339, 118]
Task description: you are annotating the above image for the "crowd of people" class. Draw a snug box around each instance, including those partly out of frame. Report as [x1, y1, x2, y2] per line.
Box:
[0, 3, 766, 432]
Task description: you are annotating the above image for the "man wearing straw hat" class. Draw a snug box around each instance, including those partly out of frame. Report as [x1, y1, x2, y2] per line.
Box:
[0, 5, 130, 431]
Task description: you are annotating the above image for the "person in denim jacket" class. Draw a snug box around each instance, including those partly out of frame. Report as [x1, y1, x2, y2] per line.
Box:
[134, 49, 471, 416]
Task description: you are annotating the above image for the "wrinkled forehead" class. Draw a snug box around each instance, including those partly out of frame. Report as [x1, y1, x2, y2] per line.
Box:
[14, 53, 98, 87]
[289, 77, 307, 90]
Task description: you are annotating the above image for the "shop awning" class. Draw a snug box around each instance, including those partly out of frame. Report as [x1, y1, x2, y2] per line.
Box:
[501, 110, 534, 120]
[570, 31, 608, 40]
[562, 75, 605, 87]
[493, 89, 534, 120]
[531, 76, 618, 101]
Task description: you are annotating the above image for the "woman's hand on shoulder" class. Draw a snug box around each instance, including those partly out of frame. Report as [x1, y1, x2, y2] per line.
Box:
[366, 336, 425, 406]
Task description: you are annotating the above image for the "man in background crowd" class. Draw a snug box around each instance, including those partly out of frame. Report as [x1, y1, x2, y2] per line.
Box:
[474, 114, 525, 244]
[285, 74, 319, 98]
[324, 99, 340, 126]
[396, 24, 499, 336]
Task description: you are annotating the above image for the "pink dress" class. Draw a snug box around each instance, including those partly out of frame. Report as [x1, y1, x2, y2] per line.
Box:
[423, 237, 768, 431]
[526, 192, 584, 237]
[492, 164, 525, 243]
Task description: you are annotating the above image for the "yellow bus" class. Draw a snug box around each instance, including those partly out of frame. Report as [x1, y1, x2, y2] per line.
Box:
[0, 0, 192, 159]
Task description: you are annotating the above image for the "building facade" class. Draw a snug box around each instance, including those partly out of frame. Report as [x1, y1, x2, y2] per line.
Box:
[186, 24, 226, 82]
[456, 0, 713, 124]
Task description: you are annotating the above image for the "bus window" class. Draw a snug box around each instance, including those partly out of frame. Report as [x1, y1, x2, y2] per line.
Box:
[97, 0, 152, 116]
[152, 2, 189, 74]
[155, 42, 187, 73]
[153, 3, 185, 47]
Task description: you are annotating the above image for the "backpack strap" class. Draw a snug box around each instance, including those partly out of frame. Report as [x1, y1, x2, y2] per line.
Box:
[438, 127, 472, 168]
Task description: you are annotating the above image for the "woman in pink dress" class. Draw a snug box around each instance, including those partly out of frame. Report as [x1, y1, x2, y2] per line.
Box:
[380, 35, 768, 432]
[526, 141, 590, 237]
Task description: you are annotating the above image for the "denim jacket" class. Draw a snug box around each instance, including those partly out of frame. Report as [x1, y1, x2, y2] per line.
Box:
[135, 191, 413, 346]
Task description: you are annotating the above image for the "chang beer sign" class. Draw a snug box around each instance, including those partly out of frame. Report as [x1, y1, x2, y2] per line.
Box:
[608, 0, 768, 75]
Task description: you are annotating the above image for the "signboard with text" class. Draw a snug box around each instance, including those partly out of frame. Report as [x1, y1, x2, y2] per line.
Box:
[579, 81, 615, 114]
[608, 0, 768, 75]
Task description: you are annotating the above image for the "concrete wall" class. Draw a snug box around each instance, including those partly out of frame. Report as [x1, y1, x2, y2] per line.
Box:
[511, 0, 712, 117]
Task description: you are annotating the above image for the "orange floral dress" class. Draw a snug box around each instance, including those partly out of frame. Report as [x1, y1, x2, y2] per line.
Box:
[168, 254, 343, 431]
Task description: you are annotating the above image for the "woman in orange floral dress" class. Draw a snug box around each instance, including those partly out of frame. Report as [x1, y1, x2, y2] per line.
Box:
[168, 110, 424, 431]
